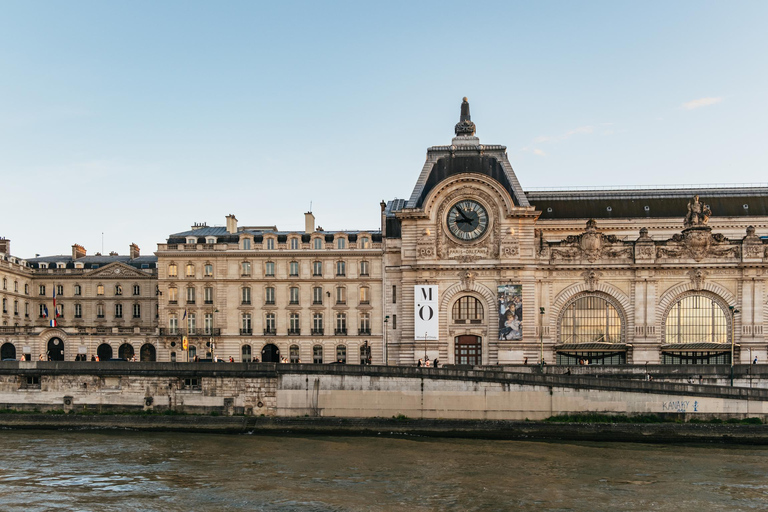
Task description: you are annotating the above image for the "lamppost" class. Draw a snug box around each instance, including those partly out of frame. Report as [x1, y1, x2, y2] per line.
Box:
[729, 305, 740, 387]
[424, 331, 429, 363]
[539, 307, 545, 368]
[211, 308, 218, 362]
[383, 315, 389, 366]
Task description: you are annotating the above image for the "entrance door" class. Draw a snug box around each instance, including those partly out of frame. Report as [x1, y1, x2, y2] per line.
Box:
[47, 337, 65, 361]
[1, 343, 16, 360]
[140, 343, 156, 362]
[454, 335, 482, 365]
[262, 343, 280, 363]
[97, 343, 113, 361]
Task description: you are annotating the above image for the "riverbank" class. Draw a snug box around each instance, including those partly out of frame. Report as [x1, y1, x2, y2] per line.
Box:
[3, 413, 768, 444]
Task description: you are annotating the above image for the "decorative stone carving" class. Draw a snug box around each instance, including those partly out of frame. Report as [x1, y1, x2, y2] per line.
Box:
[459, 270, 476, 291]
[417, 228, 436, 259]
[688, 269, 707, 290]
[89, 263, 148, 278]
[548, 220, 633, 263]
[656, 200, 740, 261]
[684, 195, 711, 228]
[454, 97, 476, 136]
[499, 229, 519, 258]
[743, 225, 764, 261]
[582, 270, 601, 292]
[635, 227, 655, 261]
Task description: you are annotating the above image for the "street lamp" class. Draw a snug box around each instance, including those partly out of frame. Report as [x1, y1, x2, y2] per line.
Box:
[424, 331, 428, 363]
[383, 315, 389, 366]
[211, 308, 218, 362]
[539, 307, 545, 368]
[729, 305, 740, 387]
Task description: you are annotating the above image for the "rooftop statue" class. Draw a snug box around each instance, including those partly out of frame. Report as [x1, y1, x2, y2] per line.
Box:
[684, 195, 711, 228]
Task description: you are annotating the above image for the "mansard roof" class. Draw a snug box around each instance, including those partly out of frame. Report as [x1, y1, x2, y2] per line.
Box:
[26, 254, 157, 270]
[526, 186, 768, 220]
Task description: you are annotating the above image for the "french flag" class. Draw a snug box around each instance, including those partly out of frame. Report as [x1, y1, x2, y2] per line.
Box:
[50, 289, 57, 327]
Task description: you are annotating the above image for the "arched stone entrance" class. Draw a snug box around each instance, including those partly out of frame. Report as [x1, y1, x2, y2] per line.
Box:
[140, 343, 156, 362]
[454, 335, 482, 365]
[97, 343, 113, 361]
[47, 337, 65, 361]
[1, 343, 16, 360]
[261, 343, 280, 363]
[119, 343, 135, 360]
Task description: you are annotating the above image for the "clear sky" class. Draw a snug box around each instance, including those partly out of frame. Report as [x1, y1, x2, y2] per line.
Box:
[1, 1, 767, 259]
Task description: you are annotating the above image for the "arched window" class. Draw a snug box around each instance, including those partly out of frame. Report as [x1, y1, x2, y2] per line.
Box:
[185, 263, 195, 277]
[204, 263, 213, 277]
[290, 238, 299, 250]
[312, 261, 322, 276]
[289, 261, 299, 276]
[664, 293, 729, 345]
[241, 344, 252, 362]
[289, 313, 300, 334]
[559, 294, 623, 344]
[336, 345, 346, 363]
[453, 296, 484, 324]
[168, 263, 177, 277]
[290, 344, 300, 363]
[313, 345, 323, 364]
[313, 238, 323, 250]
[337, 238, 346, 249]
[242, 286, 251, 305]
[359, 286, 370, 304]
[241, 261, 251, 276]
[265, 287, 275, 305]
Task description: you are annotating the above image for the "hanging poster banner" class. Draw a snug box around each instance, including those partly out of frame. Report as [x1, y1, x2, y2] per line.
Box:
[414, 285, 439, 340]
[498, 285, 523, 340]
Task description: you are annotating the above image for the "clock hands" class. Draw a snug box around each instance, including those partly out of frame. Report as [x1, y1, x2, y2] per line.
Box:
[455, 206, 471, 221]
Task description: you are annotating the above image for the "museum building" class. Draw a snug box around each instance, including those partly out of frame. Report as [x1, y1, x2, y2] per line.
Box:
[2, 98, 768, 366]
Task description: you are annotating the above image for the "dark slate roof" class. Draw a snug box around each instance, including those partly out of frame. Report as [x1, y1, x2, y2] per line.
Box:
[408, 153, 529, 209]
[526, 186, 768, 220]
[169, 227, 380, 241]
[26, 254, 157, 270]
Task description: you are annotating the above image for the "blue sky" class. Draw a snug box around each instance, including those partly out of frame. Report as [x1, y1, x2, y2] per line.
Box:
[1, 1, 767, 258]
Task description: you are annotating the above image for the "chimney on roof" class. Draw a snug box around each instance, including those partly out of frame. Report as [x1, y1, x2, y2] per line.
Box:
[0, 238, 9, 255]
[71, 244, 86, 260]
[226, 214, 238, 234]
[129, 243, 140, 259]
[109, 251, 118, 256]
[304, 212, 315, 234]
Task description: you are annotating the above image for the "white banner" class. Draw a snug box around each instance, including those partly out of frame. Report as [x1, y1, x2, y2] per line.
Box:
[414, 285, 439, 340]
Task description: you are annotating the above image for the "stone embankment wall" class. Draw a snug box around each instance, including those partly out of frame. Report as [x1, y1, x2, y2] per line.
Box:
[0, 362, 767, 421]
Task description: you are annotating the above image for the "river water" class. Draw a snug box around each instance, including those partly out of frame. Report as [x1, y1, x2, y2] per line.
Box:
[0, 430, 766, 511]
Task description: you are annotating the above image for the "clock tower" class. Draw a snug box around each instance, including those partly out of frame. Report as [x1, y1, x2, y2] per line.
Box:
[382, 98, 541, 366]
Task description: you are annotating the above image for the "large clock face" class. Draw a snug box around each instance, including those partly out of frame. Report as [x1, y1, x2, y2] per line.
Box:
[446, 199, 489, 241]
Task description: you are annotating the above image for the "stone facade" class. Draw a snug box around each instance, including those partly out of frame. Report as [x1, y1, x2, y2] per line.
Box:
[2, 99, 768, 367]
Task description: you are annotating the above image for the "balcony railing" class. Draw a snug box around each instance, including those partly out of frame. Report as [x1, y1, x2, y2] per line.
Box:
[240, 329, 252, 336]
[358, 328, 371, 335]
[313, 300, 323, 305]
[263, 328, 276, 336]
[311, 328, 324, 335]
[335, 328, 347, 335]
[288, 329, 301, 335]
[241, 301, 251, 305]
[265, 300, 276, 305]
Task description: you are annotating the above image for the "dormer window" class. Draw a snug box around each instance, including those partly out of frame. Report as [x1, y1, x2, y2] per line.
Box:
[337, 238, 346, 249]
[75, 262, 84, 269]
[115, 284, 123, 296]
[266, 238, 275, 250]
[290, 238, 299, 250]
[360, 237, 370, 249]
[40, 263, 48, 269]
[242, 238, 251, 250]
[313, 238, 323, 250]
[57, 263, 65, 269]
[186, 238, 196, 244]
[206, 237, 216, 244]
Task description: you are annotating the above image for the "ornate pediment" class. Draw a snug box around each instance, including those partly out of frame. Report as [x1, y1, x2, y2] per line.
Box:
[87, 262, 151, 278]
[548, 220, 633, 263]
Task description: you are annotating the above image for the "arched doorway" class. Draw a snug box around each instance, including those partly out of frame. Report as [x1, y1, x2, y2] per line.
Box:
[140, 343, 156, 362]
[262, 343, 280, 363]
[119, 343, 135, 360]
[47, 337, 65, 361]
[97, 343, 113, 361]
[1, 343, 16, 360]
[454, 335, 481, 365]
